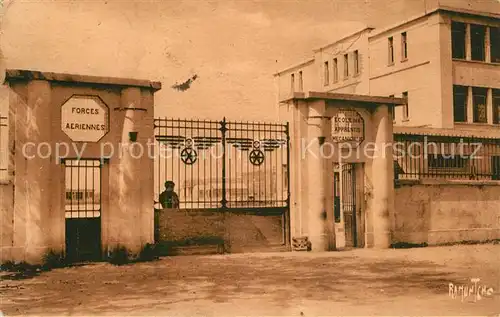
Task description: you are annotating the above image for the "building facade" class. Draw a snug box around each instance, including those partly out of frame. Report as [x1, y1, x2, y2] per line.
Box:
[0, 70, 161, 263]
[275, 4, 500, 133]
[275, 2, 500, 249]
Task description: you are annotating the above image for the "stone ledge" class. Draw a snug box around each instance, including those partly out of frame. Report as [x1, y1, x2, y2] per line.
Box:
[279, 91, 406, 106]
[396, 178, 500, 186]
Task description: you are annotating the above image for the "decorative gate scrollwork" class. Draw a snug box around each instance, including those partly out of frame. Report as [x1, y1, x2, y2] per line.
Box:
[180, 138, 197, 165]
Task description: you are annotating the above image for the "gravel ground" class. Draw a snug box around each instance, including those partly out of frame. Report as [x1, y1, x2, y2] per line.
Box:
[1, 244, 499, 316]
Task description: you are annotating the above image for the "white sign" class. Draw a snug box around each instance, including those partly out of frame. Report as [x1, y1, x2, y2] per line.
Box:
[331, 108, 364, 146]
[61, 95, 109, 142]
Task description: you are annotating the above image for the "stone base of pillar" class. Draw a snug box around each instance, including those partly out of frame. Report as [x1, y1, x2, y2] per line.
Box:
[291, 236, 311, 251]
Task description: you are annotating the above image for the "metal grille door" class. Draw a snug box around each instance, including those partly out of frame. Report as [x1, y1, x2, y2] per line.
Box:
[341, 163, 357, 248]
[63, 159, 103, 262]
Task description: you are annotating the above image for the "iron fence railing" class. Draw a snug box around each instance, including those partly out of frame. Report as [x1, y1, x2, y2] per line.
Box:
[154, 117, 290, 210]
[393, 133, 500, 181]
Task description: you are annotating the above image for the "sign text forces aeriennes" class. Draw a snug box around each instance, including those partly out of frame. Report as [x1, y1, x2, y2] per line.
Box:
[61, 95, 109, 142]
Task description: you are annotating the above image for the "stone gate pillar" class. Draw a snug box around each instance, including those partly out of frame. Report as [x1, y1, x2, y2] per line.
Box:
[279, 92, 403, 251]
[13, 79, 52, 263]
[369, 104, 395, 248]
[106, 87, 157, 255]
[107, 87, 154, 253]
[305, 100, 329, 251]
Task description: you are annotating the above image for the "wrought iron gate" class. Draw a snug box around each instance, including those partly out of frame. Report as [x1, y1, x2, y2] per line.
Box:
[63, 159, 103, 262]
[154, 117, 290, 252]
[341, 163, 357, 248]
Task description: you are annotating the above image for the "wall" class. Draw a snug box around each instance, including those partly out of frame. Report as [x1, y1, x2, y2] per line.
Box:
[394, 181, 500, 245]
[453, 61, 500, 90]
[2, 70, 159, 263]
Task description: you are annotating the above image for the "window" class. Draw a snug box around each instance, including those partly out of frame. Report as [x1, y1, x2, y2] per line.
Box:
[388, 37, 394, 64]
[333, 58, 338, 82]
[291, 73, 295, 93]
[401, 32, 408, 60]
[353, 50, 360, 75]
[453, 85, 468, 122]
[493, 89, 500, 124]
[451, 21, 466, 59]
[472, 87, 488, 123]
[324, 61, 329, 85]
[491, 27, 500, 63]
[389, 94, 395, 121]
[298, 71, 303, 92]
[470, 24, 486, 61]
[402, 91, 409, 120]
[343, 54, 349, 78]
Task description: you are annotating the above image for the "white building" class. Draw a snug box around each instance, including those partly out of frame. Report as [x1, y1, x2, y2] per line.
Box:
[275, 1, 500, 135]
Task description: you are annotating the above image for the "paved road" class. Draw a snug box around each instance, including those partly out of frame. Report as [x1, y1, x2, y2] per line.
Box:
[1, 244, 499, 316]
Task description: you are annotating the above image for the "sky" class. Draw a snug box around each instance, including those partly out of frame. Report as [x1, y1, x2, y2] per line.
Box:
[0, 0, 496, 121]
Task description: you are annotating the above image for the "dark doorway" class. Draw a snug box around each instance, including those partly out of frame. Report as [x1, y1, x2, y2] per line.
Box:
[63, 159, 103, 262]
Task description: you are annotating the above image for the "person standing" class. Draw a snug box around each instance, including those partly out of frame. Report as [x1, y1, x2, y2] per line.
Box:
[159, 181, 180, 209]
